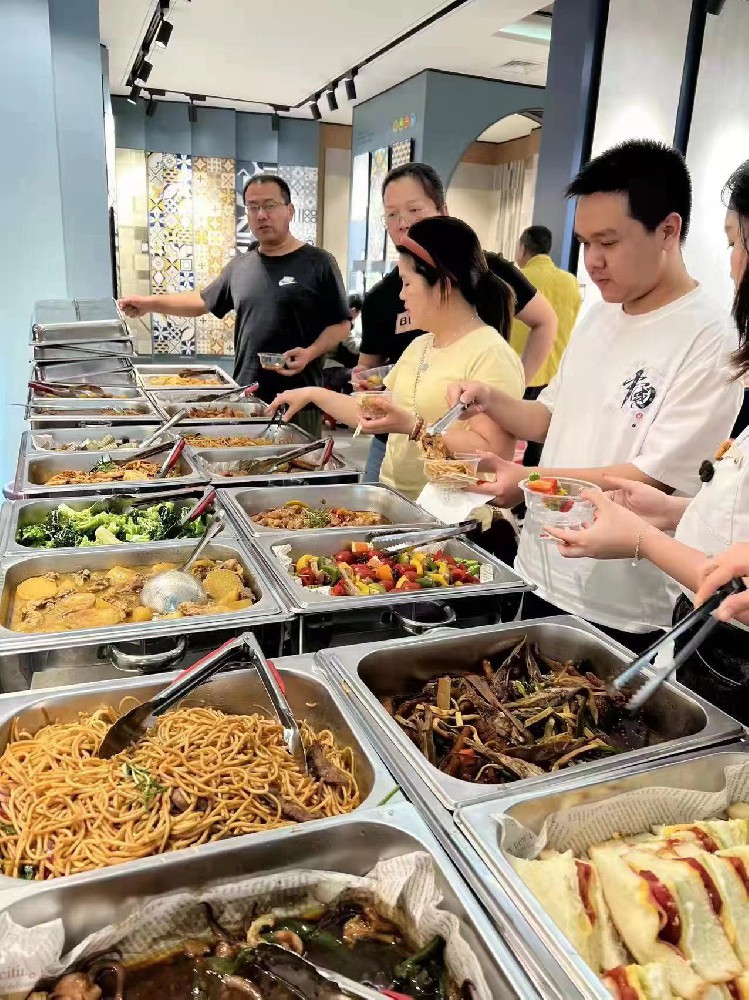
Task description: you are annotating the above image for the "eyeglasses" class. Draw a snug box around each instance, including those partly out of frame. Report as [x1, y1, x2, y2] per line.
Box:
[382, 206, 428, 227]
[246, 200, 288, 216]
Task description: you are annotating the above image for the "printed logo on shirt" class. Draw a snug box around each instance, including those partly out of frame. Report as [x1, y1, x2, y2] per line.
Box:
[278, 276, 296, 287]
[621, 368, 658, 411]
[394, 310, 414, 335]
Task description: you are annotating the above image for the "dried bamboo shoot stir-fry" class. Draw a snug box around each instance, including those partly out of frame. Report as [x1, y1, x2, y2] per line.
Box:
[381, 638, 651, 784]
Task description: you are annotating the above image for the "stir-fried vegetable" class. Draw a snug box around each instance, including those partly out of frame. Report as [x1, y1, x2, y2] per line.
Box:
[15, 501, 208, 548]
[291, 542, 482, 596]
[382, 638, 649, 784]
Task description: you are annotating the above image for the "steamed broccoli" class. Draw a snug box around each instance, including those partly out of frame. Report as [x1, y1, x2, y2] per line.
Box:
[15, 523, 53, 548]
[17, 501, 207, 548]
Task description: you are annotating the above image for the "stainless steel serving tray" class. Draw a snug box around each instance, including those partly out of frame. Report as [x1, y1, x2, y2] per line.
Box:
[32, 338, 135, 361]
[256, 526, 528, 614]
[22, 426, 174, 454]
[27, 397, 162, 430]
[32, 358, 136, 385]
[0, 538, 287, 653]
[4, 488, 224, 555]
[15, 446, 206, 499]
[136, 363, 238, 391]
[193, 445, 360, 488]
[31, 321, 129, 344]
[28, 384, 146, 407]
[0, 800, 534, 1000]
[454, 743, 749, 1000]
[0, 657, 394, 885]
[321, 617, 743, 811]
[221, 483, 438, 536]
[152, 394, 269, 422]
[181, 421, 313, 449]
[31, 297, 124, 331]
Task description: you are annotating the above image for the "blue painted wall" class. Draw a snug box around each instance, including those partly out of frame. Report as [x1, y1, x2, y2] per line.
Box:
[0, 0, 111, 485]
[421, 71, 545, 187]
[351, 73, 427, 159]
[112, 98, 320, 167]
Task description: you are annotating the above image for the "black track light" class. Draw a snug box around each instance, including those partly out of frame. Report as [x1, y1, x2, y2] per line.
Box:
[159, 0, 170, 10]
[309, 101, 322, 121]
[155, 19, 173, 47]
[271, 111, 280, 132]
[146, 97, 158, 117]
[326, 89, 338, 112]
[188, 102, 197, 123]
[344, 75, 357, 101]
[127, 84, 141, 105]
[135, 59, 152, 84]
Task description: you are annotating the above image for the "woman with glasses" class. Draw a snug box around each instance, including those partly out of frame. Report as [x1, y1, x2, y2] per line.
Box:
[266, 215, 525, 500]
[356, 162, 557, 482]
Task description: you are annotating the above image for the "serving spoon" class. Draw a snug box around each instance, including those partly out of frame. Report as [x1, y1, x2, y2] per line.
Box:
[139, 516, 225, 613]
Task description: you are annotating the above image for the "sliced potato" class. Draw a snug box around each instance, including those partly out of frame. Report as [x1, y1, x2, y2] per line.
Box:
[150, 562, 177, 575]
[16, 577, 58, 602]
[131, 605, 153, 623]
[219, 598, 254, 612]
[106, 566, 142, 589]
[203, 568, 243, 601]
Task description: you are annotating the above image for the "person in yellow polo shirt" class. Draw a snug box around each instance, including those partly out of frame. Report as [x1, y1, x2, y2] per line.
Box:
[511, 226, 581, 466]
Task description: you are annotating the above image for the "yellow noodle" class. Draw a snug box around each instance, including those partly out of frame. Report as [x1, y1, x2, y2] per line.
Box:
[0, 706, 359, 881]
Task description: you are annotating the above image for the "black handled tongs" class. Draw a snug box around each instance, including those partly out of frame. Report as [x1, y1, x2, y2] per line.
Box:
[612, 577, 748, 710]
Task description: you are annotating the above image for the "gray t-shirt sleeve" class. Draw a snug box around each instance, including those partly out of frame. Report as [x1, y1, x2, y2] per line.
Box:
[317, 253, 350, 329]
[200, 258, 236, 319]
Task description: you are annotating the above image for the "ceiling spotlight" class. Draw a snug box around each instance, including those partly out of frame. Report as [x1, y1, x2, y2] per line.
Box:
[326, 89, 338, 112]
[146, 97, 158, 117]
[159, 0, 170, 10]
[155, 19, 173, 47]
[188, 102, 197, 123]
[271, 111, 280, 132]
[309, 101, 322, 121]
[126, 84, 141, 105]
[344, 74, 357, 101]
[135, 59, 152, 83]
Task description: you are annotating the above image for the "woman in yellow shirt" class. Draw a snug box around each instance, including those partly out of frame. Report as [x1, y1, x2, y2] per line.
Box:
[266, 216, 525, 499]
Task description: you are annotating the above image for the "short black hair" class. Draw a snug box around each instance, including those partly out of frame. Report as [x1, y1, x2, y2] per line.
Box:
[520, 225, 552, 256]
[382, 162, 446, 212]
[348, 293, 363, 311]
[566, 139, 692, 243]
[243, 173, 291, 204]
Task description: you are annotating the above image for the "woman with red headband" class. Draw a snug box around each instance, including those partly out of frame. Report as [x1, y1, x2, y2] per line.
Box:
[265, 216, 525, 499]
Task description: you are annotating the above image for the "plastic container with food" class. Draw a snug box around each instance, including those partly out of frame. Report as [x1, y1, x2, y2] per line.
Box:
[353, 390, 394, 419]
[351, 364, 394, 392]
[423, 453, 481, 489]
[257, 352, 287, 371]
[520, 475, 601, 535]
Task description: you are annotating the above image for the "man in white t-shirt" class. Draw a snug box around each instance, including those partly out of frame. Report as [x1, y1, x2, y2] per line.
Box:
[448, 139, 742, 650]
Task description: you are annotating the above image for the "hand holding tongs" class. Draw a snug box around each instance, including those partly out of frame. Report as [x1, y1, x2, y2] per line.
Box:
[255, 402, 288, 438]
[426, 402, 468, 437]
[611, 577, 748, 710]
[242, 437, 334, 476]
[369, 519, 479, 554]
[184, 381, 259, 404]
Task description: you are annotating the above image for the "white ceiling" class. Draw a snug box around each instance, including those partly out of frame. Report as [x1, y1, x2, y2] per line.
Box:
[100, 0, 549, 141]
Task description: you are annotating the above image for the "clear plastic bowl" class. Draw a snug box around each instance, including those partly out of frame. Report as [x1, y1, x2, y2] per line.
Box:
[258, 352, 287, 371]
[351, 364, 394, 392]
[353, 391, 394, 418]
[520, 476, 601, 532]
[423, 454, 481, 489]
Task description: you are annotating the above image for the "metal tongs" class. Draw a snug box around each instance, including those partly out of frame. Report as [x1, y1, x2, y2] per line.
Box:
[139, 406, 191, 448]
[94, 437, 186, 478]
[97, 631, 305, 769]
[368, 519, 479, 554]
[426, 402, 468, 437]
[241, 437, 335, 476]
[29, 380, 108, 399]
[183, 381, 259, 404]
[611, 577, 748, 710]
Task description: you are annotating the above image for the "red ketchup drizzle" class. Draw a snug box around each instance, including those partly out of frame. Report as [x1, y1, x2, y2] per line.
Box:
[576, 860, 597, 925]
[639, 870, 682, 947]
[727, 855, 749, 894]
[681, 858, 723, 916]
[687, 827, 719, 853]
[604, 966, 640, 1000]
[726, 982, 741, 1000]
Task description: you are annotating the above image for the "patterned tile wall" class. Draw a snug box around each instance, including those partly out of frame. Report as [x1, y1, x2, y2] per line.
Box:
[386, 139, 414, 265]
[366, 147, 388, 264]
[114, 148, 151, 353]
[147, 152, 196, 355]
[193, 156, 236, 355]
[279, 165, 318, 246]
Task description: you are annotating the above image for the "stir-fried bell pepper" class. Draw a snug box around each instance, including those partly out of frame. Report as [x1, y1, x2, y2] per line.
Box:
[293, 542, 483, 598]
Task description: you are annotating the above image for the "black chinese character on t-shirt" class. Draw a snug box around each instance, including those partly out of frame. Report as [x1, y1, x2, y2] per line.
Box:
[622, 369, 657, 410]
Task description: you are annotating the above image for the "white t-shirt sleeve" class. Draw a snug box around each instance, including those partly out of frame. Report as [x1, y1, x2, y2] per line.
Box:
[631, 324, 743, 494]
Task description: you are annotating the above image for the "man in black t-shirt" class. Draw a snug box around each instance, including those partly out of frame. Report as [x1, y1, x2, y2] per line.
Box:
[119, 175, 350, 438]
[357, 162, 557, 481]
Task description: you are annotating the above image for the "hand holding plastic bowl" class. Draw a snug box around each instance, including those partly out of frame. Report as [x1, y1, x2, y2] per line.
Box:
[520, 474, 602, 539]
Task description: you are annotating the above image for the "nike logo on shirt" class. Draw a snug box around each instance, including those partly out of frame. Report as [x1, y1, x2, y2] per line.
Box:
[278, 276, 296, 287]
